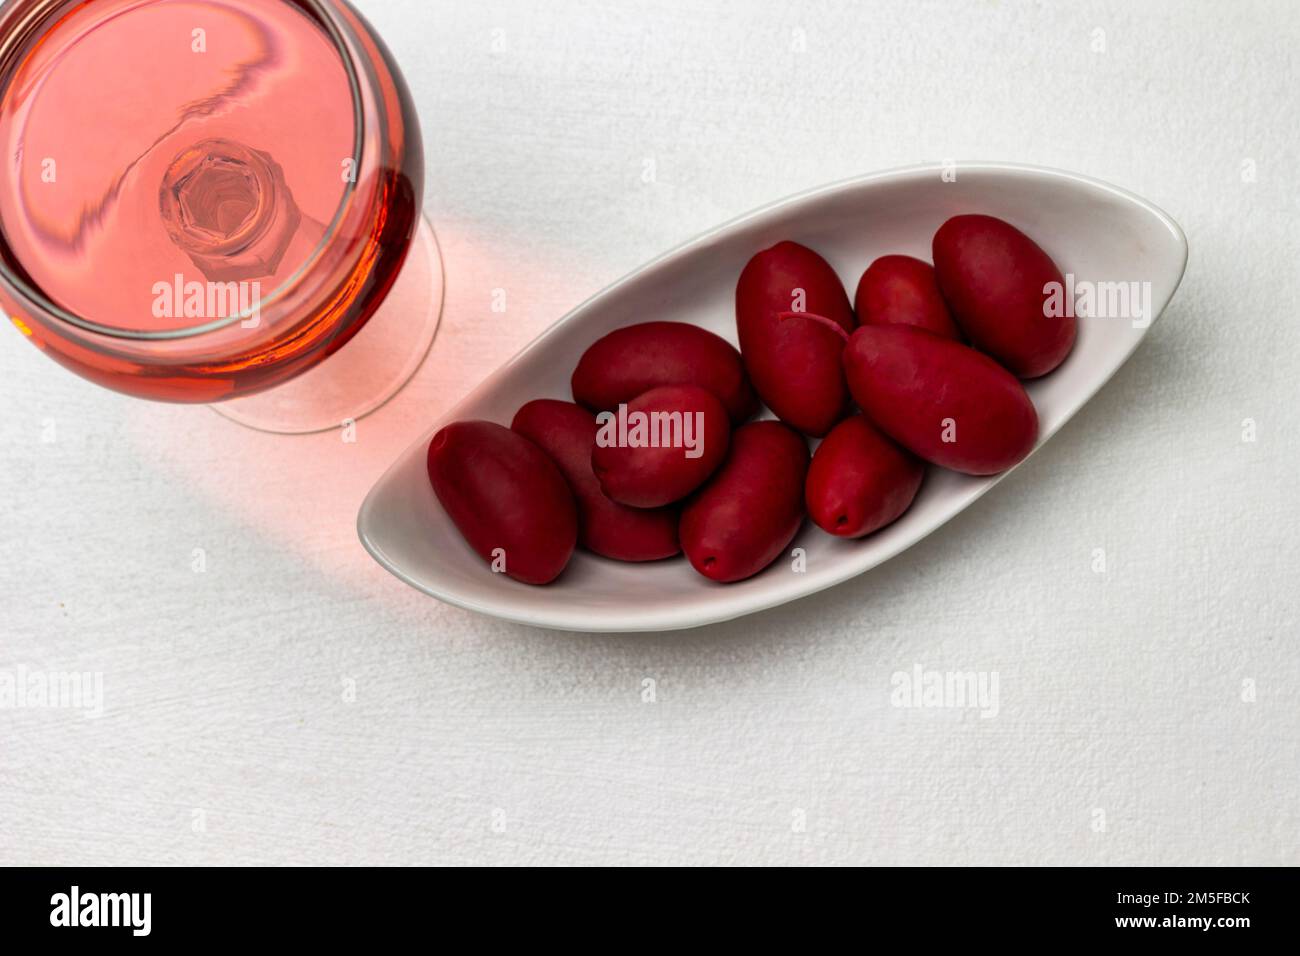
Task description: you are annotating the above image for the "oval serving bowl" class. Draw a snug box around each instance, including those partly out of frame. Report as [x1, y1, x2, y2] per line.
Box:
[358, 162, 1188, 632]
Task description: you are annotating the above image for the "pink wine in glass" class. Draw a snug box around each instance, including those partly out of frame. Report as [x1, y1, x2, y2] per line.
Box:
[0, 0, 426, 409]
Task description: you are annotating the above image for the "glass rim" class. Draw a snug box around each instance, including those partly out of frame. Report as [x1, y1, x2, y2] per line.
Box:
[0, 0, 367, 341]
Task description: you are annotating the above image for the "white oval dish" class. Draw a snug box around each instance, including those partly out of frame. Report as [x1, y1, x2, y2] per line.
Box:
[358, 162, 1187, 632]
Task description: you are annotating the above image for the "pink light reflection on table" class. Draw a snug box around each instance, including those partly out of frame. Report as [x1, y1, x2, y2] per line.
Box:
[119, 223, 604, 608]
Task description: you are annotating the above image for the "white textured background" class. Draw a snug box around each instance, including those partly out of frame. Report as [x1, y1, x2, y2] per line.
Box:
[2, 0, 1298, 866]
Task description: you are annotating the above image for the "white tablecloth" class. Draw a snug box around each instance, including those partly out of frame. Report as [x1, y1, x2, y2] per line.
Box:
[2, 0, 1296, 865]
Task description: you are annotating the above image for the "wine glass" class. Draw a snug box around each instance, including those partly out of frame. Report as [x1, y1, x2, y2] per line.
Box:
[0, 0, 442, 433]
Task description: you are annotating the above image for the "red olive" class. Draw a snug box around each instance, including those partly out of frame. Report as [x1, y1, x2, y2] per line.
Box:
[590, 384, 731, 508]
[806, 414, 925, 537]
[843, 325, 1038, 476]
[512, 399, 679, 561]
[427, 421, 577, 584]
[932, 214, 1075, 378]
[854, 254, 960, 340]
[571, 321, 757, 424]
[680, 421, 809, 583]
[736, 241, 854, 436]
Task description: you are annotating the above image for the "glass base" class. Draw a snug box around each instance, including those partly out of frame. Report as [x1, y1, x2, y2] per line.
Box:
[211, 215, 443, 434]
